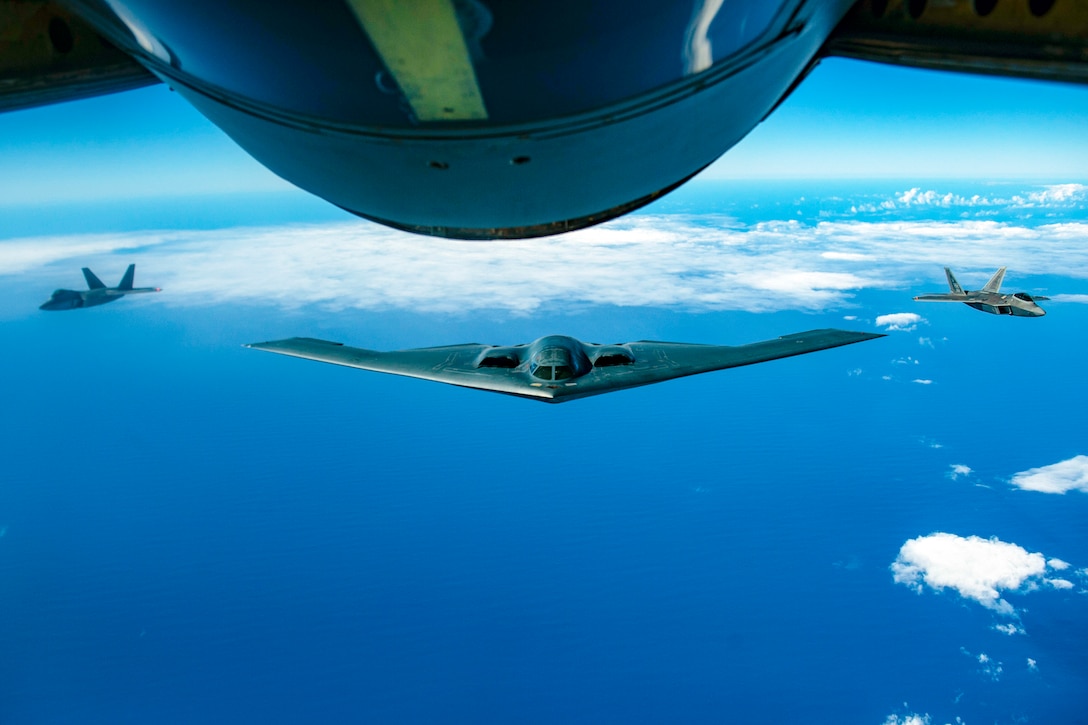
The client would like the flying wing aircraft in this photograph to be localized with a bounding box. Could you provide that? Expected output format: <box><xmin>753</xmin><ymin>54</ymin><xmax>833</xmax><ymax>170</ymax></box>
<box><xmin>246</xmin><ymin>329</ymin><xmax>883</xmax><ymax>404</ymax></box>
<box><xmin>913</xmin><ymin>267</ymin><xmax>1048</xmax><ymax>317</ymax></box>
<box><xmin>3</xmin><ymin>1</ymin><xmax>1085</xmax><ymax>239</ymax></box>
<box><xmin>39</xmin><ymin>263</ymin><xmax>161</xmax><ymax>310</ymax></box>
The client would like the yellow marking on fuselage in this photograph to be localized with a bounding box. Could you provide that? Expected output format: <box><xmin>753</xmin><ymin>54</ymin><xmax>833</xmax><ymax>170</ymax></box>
<box><xmin>347</xmin><ymin>0</ymin><xmax>488</xmax><ymax>122</ymax></box>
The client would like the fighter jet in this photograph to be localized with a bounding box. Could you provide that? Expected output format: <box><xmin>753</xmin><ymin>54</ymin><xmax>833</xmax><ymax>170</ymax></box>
<box><xmin>913</xmin><ymin>267</ymin><xmax>1048</xmax><ymax>317</ymax></box>
<box><xmin>3</xmin><ymin>2</ymin><xmax>1086</xmax><ymax>239</ymax></box>
<box><xmin>39</xmin><ymin>264</ymin><xmax>161</xmax><ymax>311</ymax></box>
<box><xmin>246</xmin><ymin>329</ymin><xmax>882</xmax><ymax>404</ymax></box>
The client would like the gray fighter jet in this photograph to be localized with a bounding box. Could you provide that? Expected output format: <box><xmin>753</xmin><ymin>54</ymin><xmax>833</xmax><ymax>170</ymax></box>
<box><xmin>247</xmin><ymin>329</ymin><xmax>882</xmax><ymax>404</ymax></box>
<box><xmin>913</xmin><ymin>267</ymin><xmax>1048</xmax><ymax>317</ymax></box>
<box><xmin>39</xmin><ymin>265</ymin><xmax>161</xmax><ymax>311</ymax></box>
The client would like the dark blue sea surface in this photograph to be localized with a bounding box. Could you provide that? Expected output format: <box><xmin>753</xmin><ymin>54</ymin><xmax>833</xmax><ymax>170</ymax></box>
<box><xmin>2</xmin><ymin>181</ymin><xmax>1087</xmax><ymax>723</ymax></box>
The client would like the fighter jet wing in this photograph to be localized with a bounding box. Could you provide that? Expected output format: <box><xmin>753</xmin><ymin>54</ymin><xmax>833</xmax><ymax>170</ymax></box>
<box><xmin>248</xmin><ymin>329</ymin><xmax>882</xmax><ymax>404</ymax></box>
<box><xmin>245</xmin><ymin>337</ymin><xmax>543</xmax><ymax>399</ymax></box>
<box><xmin>913</xmin><ymin>294</ymin><xmax>968</xmax><ymax>302</ymax></box>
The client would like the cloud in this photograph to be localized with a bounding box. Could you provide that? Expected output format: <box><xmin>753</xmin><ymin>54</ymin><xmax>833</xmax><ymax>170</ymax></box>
<box><xmin>891</xmin><ymin>533</ymin><xmax>1072</xmax><ymax>616</ymax></box>
<box><xmin>976</xmin><ymin>652</ymin><xmax>1004</xmax><ymax>681</ymax></box>
<box><xmin>993</xmin><ymin>623</ymin><xmax>1024</xmax><ymax>636</ymax></box>
<box><xmin>1009</xmin><ymin>455</ymin><xmax>1088</xmax><ymax>494</ymax></box>
<box><xmin>0</xmin><ymin>232</ymin><xmax>175</xmax><ymax>276</ymax></box>
<box><xmin>1019</xmin><ymin>183</ymin><xmax>1088</xmax><ymax>205</ymax></box>
<box><xmin>1027</xmin><ymin>658</ymin><xmax>1038</xmax><ymax>672</ymax></box>
<box><xmin>882</xmin><ymin>713</ymin><xmax>930</xmax><ymax>725</ymax></box>
<box><xmin>5</xmin><ymin>210</ymin><xmax>1088</xmax><ymax>314</ymax></box>
<box><xmin>1050</xmin><ymin>294</ymin><xmax>1088</xmax><ymax>304</ymax></box>
<box><xmin>876</xmin><ymin>313</ymin><xmax>926</xmax><ymax>332</ymax></box>
<box><xmin>859</xmin><ymin>183</ymin><xmax>1088</xmax><ymax>212</ymax></box>
<box><xmin>821</xmin><ymin>251</ymin><xmax>871</xmax><ymax>261</ymax></box>
<box><xmin>911</xmin><ymin>379</ymin><xmax>933</xmax><ymax>385</ymax></box>
<box><xmin>948</xmin><ymin>464</ymin><xmax>972</xmax><ymax>480</ymax></box>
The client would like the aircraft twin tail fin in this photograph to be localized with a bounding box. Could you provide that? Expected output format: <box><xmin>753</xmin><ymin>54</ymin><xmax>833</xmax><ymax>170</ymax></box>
<box><xmin>82</xmin><ymin>267</ymin><xmax>106</xmax><ymax>290</ymax></box>
<box><xmin>982</xmin><ymin>266</ymin><xmax>1006</xmax><ymax>293</ymax></box>
<box><xmin>944</xmin><ymin>267</ymin><xmax>964</xmax><ymax>295</ymax></box>
<box><xmin>118</xmin><ymin>264</ymin><xmax>136</xmax><ymax>291</ymax></box>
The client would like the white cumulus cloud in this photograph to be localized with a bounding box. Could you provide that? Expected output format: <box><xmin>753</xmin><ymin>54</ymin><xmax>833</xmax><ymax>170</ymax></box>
<box><xmin>869</xmin><ymin>183</ymin><xmax>1087</xmax><ymax>212</ymax></box>
<box><xmin>1010</xmin><ymin>455</ymin><xmax>1088</xmax><ymax>494</ymax></box>
<box><xmin>891</xmin><ymin>533</ymin><xmax>1072</xmax><ymax>616</ymax></box>
<box><xmin>948</xmin><ymin>464</ymin><xmax>972</xmax><ymax>480</ymax></box>
<box><xmin>882</xmin><ymin>713</ymin><xmax>930</xmax><ymax>725</ymax></box>
<box><xmin>912</xmin><ymin>379</ymin><xmax>933</xmax><ymax>385</ymax></box>
<box><xmin>876</xmin><ymin>313</ymin><xmax>926</xmax><ymax>332</ymax></box>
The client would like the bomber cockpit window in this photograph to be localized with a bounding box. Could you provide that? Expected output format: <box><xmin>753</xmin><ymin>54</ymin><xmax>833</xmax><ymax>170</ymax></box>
<box><xmin>553</xmin><ymin>366</ymin><xmax>573</xmax><ymax>380</ymax></box>
<box><xmin>532</xmin><ymin>365</ymin><xmax>553</xmax><ymax>381</ymax></box>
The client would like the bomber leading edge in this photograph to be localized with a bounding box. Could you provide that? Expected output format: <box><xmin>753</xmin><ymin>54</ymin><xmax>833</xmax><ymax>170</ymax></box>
<box><xmin>246</xmin><ymin>329</ymin><xmax>883</xmax><ymax>404</ymax></box>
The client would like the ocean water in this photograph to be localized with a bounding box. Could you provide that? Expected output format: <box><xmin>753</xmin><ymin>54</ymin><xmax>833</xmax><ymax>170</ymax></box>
<box><xmin>2</xmin><ymin>180</ymin><xmax>1087</xmax><ymax>723</ymax></box>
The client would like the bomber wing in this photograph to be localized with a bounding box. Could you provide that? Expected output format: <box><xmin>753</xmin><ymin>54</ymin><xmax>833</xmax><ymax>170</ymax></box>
<box><xmin>247</xmin><ymin>330</ymin><xmax>882</xmax><ymax>404</ymax></box>
<box><xmin>564</xmin><ymin>329</ymin><xmax>883</xmax><ymax>401</ymax></box>
<box><xmin>245</xmin><ymin>337</ymin><xmax>545</xmax><ymax>400</ymax></box>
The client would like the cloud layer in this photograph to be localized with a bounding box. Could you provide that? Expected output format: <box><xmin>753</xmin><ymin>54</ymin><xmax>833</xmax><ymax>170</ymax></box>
<box><xmin>1010</xmin><ymin>455</ymin><xmax>1088</xmax><ymax>494</ymax></box>
<box><xmin>3</xmin><ymin>187</ymin><xmax>1086</xmax><ymax>314</ymax></box>
<box><xmin>891</xmin><ymin>533</ymin><xmax>1072</xmax><ymax>616</ymax></box>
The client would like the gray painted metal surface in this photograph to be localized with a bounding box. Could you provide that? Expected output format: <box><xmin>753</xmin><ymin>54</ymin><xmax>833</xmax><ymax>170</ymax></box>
<box><xmin>247</xmin><ymin>329</ymin><xmax>883</xmax><ymax>404</ymax></box>
<box><xmin>39</xmin><ymin>264</ymin><xmax>160</xmax><ymax>310</ymax></box>
<box><xmin>914</xmin><ymin>267</ymin><xmax>1048</xmax><ymax>317</ymax></box>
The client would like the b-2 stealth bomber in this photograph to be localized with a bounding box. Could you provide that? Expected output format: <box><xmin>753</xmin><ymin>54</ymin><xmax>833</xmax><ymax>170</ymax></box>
<box><xmin>247</xmin><ymin>329</ymin><xmax>882</xmax><ymax>404</ymax></box>
<box><xmin>40</xmin><ymin>265</ymin><xmax>161</xmax><ymax>311</ymax></box>
<box><xmin>914</xmin><ymin>267</ymin><xmax>1048</xmax><ymax>317</ymax></box>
